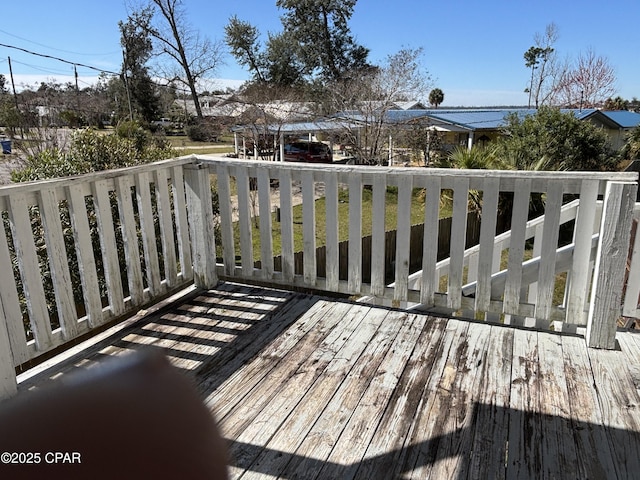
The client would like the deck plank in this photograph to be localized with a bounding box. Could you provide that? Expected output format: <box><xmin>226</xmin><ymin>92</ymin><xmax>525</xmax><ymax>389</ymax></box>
<box><xmin>506</xmin><ymin>328</ymin><xmax>542</xmax><ymax>479</ymax></box>
<box><xmin>561</xmin><ymin>333</ymin><xmax>619</xmax><ymax>479</ymax></box>
<box><xmin>314</xmin><ymin>312</ymin><xmax>428</xmax><ymax>479</ymax></box>
<box><xmin>206</xmin><ymin>297</ymin><xmax>341</xmax><ymax>421</ymax></box>
<box><xmin>220</xmin><ymin>300</ymin><xmax>363</xmax><ymax>452</ymax></box>
<box><xmin>113</xmin><ymin>284</ymin><xmax>289</xmax><ymax>371</ymax></box>
<box><xmin>237</xmin><ymin>306</ymin><xmax>402</xmax><ymax>479</ymax></box>
<box><xmin>426</xmin><ymin>320</ymin><xmax>493</xmax><ymax>480</ymax></box>
<box><xmin>617</xmin><ymin>331</ymin><xmax>640</xmax><ymax>397</ymax></box>
<box><xmin>588</xmin><ymin>344</ymin><xmax>640</xmax><ymax>477</ymax></box>
<box><xmin>353</xmin><ymin>316</ymin><xmax>449</xmax><ymax>479</ymax></box>
<box><xmin>536</xmin><ymin>332</ymin><xmax>579</xmax><ymax>479</ymax></box>
<box><xmin>195</xmin><ymin>290</ymin><xmax>316</xmax><ymax>400</ymax></box>
<box><xmin>465</xmin><ymin>325</ymin><xmax>513</xmax><ymax>480</ymax></box>
<box><xmin>393</xmin><ymin>319</ymin><xmax>469</xmax><ymax>478</ymax></box>
<box><xmin>13</xmin><ymin>282</ymin><xmax>640</xmax><ymax>480</ymax></box>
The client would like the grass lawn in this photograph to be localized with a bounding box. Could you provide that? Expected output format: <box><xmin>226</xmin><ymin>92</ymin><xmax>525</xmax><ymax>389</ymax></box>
<box><xmin>223</xmin><ymin>185</ymin><xmax>452</xmax><ymax>260</ymax></box>
<box><xmin>165</xmin><ymin>136</ymin><xmax>236</xmax><ymax>155</ymax></box>
<box><xmin>178</xmin><ymin>146</ymin><xmax>235</xmax><ymax>155</ymax></box>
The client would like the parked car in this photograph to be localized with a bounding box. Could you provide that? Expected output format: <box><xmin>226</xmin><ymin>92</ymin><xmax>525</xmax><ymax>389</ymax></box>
<box><xmin>151</xmin><ymin>118</ymin><xmax>174</xmax><ymax>128</ymax></box>
<box><xmin>281</xmin><ymin>141</ymin><xmax>333</xmax><ymax>163</ymax></box>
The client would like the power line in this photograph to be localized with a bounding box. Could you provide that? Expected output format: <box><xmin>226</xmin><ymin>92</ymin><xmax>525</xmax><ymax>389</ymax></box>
<box><xmin>10</xmin><ymin>58</ymin><xmax>77</xmax><ymax>76</ymax></box>
<box><xmin>0</xmin><ymin>42</ymin><xmax>119</xmax><ymax>75</ymax></box>
<box><xmin>2</xmin><ymin>41</ymin><xmax>200</xmax><ymax>101</ymax></box>
<box><xmin>0</xmin><ymin>28</ymin><xmax>119</xmax><ymax>57</ymax></box>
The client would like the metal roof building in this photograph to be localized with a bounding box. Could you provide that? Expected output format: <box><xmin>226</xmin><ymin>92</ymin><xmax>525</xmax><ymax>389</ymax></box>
<box><xmin>598</xmin><ymin>110</ymin><xmax>640</xmax><ymax>128</ymax></box>
<box><xmin>231</xmin><ymin>108</ymin><xmax>640</xmax><ymax>158</ymax></box>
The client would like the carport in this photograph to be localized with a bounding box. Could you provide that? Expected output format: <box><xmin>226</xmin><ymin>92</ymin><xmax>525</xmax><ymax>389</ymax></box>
<box><xmin>231</xmin><ymin>119</ymin><xmax>355</xmax><ymax>161</ymax></box>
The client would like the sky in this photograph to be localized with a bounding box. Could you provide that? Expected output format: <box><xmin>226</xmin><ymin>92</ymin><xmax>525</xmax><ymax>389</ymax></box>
<box><xmin>1</xmin><ymin>0</ymin><xmax>639</xmax><ymax>107</ymax></box>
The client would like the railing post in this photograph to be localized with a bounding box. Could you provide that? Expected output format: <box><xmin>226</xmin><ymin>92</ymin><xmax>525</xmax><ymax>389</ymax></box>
<box><xmin>586</xmin><ymin>181</ymin><xmax>638</xmax><ymax>349</ymax></box>
<box><xmin>0</xmin><ymin>304</ymin><xmax>17</xmax><ymax>399</ymax></box>
<box><xmin>184</xmin><ymin>162</ymin><xmax>218</xmax><ymax>289</ymax></box>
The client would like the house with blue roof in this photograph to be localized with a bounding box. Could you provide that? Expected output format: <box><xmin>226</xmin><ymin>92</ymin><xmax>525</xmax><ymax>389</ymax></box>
<box><xmin>383</xmin><ymin>108</ymin><xmax>640</xmax><ymax>152</ymax></box>
<box><xmin>581</xmin><ymin>110</ymin><xmax>640</xmax><ymax>150</ymax></box>
<box><xmin>230</xmin><ymin>107</ymin><xmax>640</xmax><ymax>163</ymax></box>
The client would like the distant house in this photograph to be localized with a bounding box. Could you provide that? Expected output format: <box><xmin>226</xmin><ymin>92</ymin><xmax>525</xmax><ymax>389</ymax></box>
<box><xmin>583</xmin><ymin>110</ymin><xmax>640</xmax><ymax>150</ymax></box>
<box><xmin>385</xmin><ymin>108</ymin><xmax>640</xmax><ymax>152</ymax></box>
<box><xmin>394</xmin><ymin>101</ymin><xmax>428</xmax><ymax>110</ymax></box>
<box><xmin>221</xmin><ymin>105</ymin><xmax>640</xmax><ymax>162</ymax></box>
<box><xmin>177</xmin><ymin>95</ymin><xmax>315</xmax><ymax>124</ymax></box>
<box><xmin>384</xmin><ymin>109</ymin><xmax>520</xmax><ymax>151</ymax></box>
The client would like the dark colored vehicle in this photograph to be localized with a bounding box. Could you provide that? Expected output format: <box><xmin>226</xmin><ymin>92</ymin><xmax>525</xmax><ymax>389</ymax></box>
<box><xmin>282</xmin><ymin>141</ymin><xmax>333</xmax><ymax>163</ymax></box>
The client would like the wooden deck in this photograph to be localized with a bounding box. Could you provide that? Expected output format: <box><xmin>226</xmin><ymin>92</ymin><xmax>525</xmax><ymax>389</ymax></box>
<box><xmin>18</xmin><ymin>282</ymin><xmax>640</xmax><ymax>479</ymax></box>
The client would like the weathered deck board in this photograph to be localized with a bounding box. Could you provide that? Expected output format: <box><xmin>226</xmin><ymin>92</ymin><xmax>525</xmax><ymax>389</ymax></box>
<box><xmin>15</xmin><ymin>282</ymin><xmax>640</xmax><ymax>480</ymax></box>
<box><xmin>354</xmin><ymin>316</ymin><xmax>449</xmax><ymax>479</ymax></box>
<box><xmin>224</xmin><ymin>301</ymin><xmax>375</xmax><ymax>474</ymax></box>
<box><xmin>208</xmin><ymin>298</ymin><xmax>344</xmax><ymax>424</ymax></box>
<box><xmin>507</xmin><ymin>328</ymin><xmax>543</xmax><ymax>478</ymax></box>
<box><xmin>391</xmin><ymin>317</ymin><xmax>464</xmax><ymax>477</ymax></box>
<box><xmin>588</xmin><ymin>346</ymin><xmax>640</xmax><ymax>477</ymax></box>
<box><xmin>304</xmin><ymin>312</ymin><xmax>423</xmax><ymax>479</ymax></box>
<box><xmin>561</xmin><ymin>334</ymin><xmax>619</xmax><ymax>478</ymax></box>
<box><xmin>427</xmin><ymin>321</ymin><xmax>492</xmax><ymax>480</ymax></box>
<box><xmin>237</xmin><ymin>306</ymin><xmax>396</xmax><ymax>479</ymax></box>
<box><xmin>466</xmin><ymin>325</ymin><xmax>513</xmax><ymax>480</ymax></box>
<box><xmin>537</xmin><ymin>332</ymin><xmax>579</xmax><ymax>479</ymax></box>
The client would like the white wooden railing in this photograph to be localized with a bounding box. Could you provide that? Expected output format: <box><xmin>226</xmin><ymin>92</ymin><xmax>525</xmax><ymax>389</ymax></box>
<box><xmin>192</xmin><ymin>156</ymin><xmax>637</xmax><ymax>348</ymax></box>
<box><xmin>0</xmin><ymin>158</ymin><xmax>194</xmax><ymax>398</ymax></box>
<box><xmin>384</xmin><ymin>199</ymin><xmax>587</xmax><ymax>320</ymax></box>
<box><xmin>0</xmin><ymin>155</ymin><xmax>637</xmax><ymax>399</ymax></box>
<box><xmin>625</xmin><ymin>204</ymin><xmax>640</xmax><ymax>320</ymax></box>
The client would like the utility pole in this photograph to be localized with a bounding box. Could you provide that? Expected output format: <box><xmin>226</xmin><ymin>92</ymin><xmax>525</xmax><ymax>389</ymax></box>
<box><xmin>74</xmin><ymin>64</ymin><xmax>80</xmax><ymax>126</ymax></box>
<box><xmin>7</xmin><ymin>56</ymin><xmax>23</xmax><ymax>138</ymax></box>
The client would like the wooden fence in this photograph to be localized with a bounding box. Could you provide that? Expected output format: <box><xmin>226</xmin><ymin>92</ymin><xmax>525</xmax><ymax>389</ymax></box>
<box><xmin>266</xmin><ymin>213</ymin><xmax>483</xmax><ymax>285</ymax></box>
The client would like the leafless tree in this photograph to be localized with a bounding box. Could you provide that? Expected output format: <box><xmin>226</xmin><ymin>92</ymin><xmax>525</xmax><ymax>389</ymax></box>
<box><xmin>524</xmin><ymin>24</ymin><xmax>617</xmax><ymax>109</ymax></box>
<box><xmin>329</xmin><ymin>48</ymin><xmax>433</xmax><ymax>165</ymax></box>
<box><xmin>219</xmin><ymin>81</ymin><xmax>311</xmax><ymax>163</ymax></box>
<box><xmin>554</xmin><ymin>48</ymin><xmax>617</xmax><ymax>108</ymax></box>
<box><xmin>136</xmin><ymin>0</ymin><xmax>224</xmax><ymax>119</ymax></box>
<box><xmin>525</xmin><ymin>23</ymin><xmax>567</xmax><ymax>108</ymax></box>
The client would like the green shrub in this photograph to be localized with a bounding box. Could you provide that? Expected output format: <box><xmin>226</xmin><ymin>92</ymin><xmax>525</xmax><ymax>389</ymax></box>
<box><xmin>11</xmin><ymin>148</ymin><xmax>89</xmax><ymax>182</ymax></box>
<box><xmin>496</xmin><ymin>107</ymin><xmax>617</xmax><ymax>171</ymax></box>
<box><xmin>11</xmin><ymin>128</ymin><xmax>177</xmax><ymax>182</ymax></box>
<box><xmin>187</xmin><ymin>120</ymin><xmax>221</xmax><ymax>142</ymax></box>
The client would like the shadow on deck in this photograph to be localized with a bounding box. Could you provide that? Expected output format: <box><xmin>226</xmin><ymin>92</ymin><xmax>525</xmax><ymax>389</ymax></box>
<box><xmin>16</xmin><ymin>282</ymin><xmax>640</xmax><ymax>479</ymax></box>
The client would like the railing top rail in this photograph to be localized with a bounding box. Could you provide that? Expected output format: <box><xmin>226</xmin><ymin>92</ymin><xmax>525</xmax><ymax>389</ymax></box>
<box><xmin>0</xmin><ymin>156</ymin><xmax>194</xmax><ymax>196</ymax></box>
<box><xmin>195</xmin><ymin>154</ymin><xmax>639</xmax><ymax>183</ymax></box>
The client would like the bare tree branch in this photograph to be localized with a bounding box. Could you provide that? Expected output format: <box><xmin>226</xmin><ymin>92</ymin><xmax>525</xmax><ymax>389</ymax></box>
<box><xmin>554</xmin><ymin>48</ymin><xmax>617</xmax><ymax>108</ymax></box>
<box><xmin>141</xmin><ymin>0</ymin><xmax>224</xmax><ymax>119</ymax></box>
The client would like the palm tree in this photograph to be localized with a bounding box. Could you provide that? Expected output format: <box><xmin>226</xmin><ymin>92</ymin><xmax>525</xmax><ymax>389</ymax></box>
<box><xmin>428</xmin><ymin>88</ymin><xmax>444</xmax><ymax>108</ymax></box>
<box><xmin>444</xmin><ymin>145</ymin><xmax>551</xmax><ymax>227</ymax></box>
<box><xmin>441</xmin><ymin>145</ymin><xmax>498</xmax><ymax>215</ymax></box>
